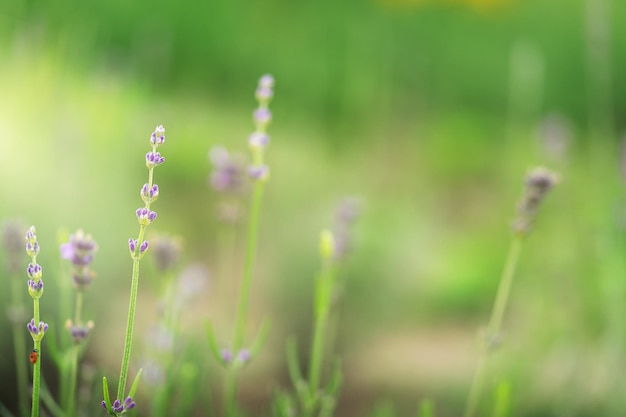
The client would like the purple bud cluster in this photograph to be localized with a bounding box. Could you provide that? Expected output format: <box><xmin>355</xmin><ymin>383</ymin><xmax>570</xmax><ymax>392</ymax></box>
<box><xmin>150</xmin><ymin>234</ymin><xmax>182</xmax><ymax>272</ymax></box>
<box><xmin>60</xmin><ymin>230</ymin><xmax>98</xmax><ymax>291</ymax></box>
<box><xmin>512</xmin><ymin>167</ymin><xmax>558</xmax><ymax>236</ymax></box>
<box><xmin>27</xmin><ymin>318</ymin><xmax>48</xmax><ymax>341</ymax></box>
<box><xmin>128</xmin><ymin>238</ymin><xmax>149</xmax><ymax>255</ymax></box>
<box><xmin>220</xmin><ymin>348</ymin><xmax>251</xmax><ymax>367</ymax></box>
<box><xmin>208</xmin><ymin>147</ymin><xmax>245</xmax><ymax>193</ymax></box>
<box><xmin>136</xmin><ymin>207</ymin><xmax>158</xmax><ymax>226</ymax></box>
<box><xmin>66</xmin><ymin>320</ymin><xmax>94</xmax><ymax>344</ymax></box>
<box><xmin>248</xmin><ymin>74</ymin><xmax>275</xmax><ymax>182</ymax></box>
<box><xmin>102</xmin><ymin>396</ymin><xmax>136</xmax><ymax>414</ymax></box>
<box><xmin>27</xmin><ymin>279</ymin><xmax>44</xmax><ymax>299</ymax></box>
<box><xmin>140</xmin><ymin>184</ymin><xmax>159</xmax><ymax>204</ymax></box>
<box><xmin>331</xmin><ymin>197</ymin><xmax>361</xmax><ymax>261</ymax></box>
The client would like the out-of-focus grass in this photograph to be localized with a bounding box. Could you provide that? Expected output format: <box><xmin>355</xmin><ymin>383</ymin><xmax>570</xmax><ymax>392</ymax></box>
<box><xmin>0</xmin><ymin>36</ymin><xmax>625</xmax><ymax>416</ymax></box>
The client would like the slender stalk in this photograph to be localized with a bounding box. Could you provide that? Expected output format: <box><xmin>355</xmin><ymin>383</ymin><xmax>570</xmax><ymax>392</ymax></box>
<box><xmin>307</xmin><ymin>262</ymin><xmax>334</xmax><ymax>405</ymax></box>
<box><xmin>117</xmin><ymin>225</ymin><xmax>146</xmax><ymax>401</ymax></box>
<box><xmin>225</xmin><ymin>181</ymin><xmax>265</xmax><ymax>417</ymax></box>
<box><xmin>463</xmin><ymin>236</ymin><xmax>523</xmax><ymax>417</ymax></box>
<box><xmin>66</xmin><ymin>291</ymin><xmax>83</xmax><ymax>417</ymax></box>
<box><xmin>31</xmin><ymin>298</ymin><xmax>41</xmax><ymax>417</ymax></box>
<box><xmin>232</xmin><ymin>182</ymin><xmax>265</xmax><ymax>350</ymax></box>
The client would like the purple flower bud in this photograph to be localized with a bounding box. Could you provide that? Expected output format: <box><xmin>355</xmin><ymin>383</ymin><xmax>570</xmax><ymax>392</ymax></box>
<box><xmin>248</xmin><ymin>132</ymin><xmax>270</xmax><ymax>149</ymax></box>
<box><xmin>259</xmin><ymin>74</ymin><xmax>275</xmax><ymax>89</ymax></box>
<box><xmin>129</xmin><ymin>238</ymin><xmax>137</xmax><ymax>252</ymax></box>
<box><xmin>27</xmin><ymin>263</ymin><xmax>42</xmax><ymax>280</ymax></box>
<box><xmin>221</xmin><ymin>348</ymin><xmax>233</xmax><ymax>364</ymax></box>
<box><xmin>27</xmin><ymin>318</ymin><xmax>49</xmax><ymax>340</ymax></box>
<box><xmin>25</xmin><ymin>241</ymin><xmax>40</xmax><ymax>258</ymax></box>
<box><xmin>112</xmin><ymin>399</ymin><xmax>123</xmax><ymax>413</ymax></box>
<box><xmin>150</xmin><ymin>125</ymin><xmax>165</xmax><ymax>146</ymax></box>
<box><xmin>25</xmin><ymin>226</ymin><xmax>37</xmax><ymax>243</ymax></box>
<box><xmin>236</xmin><ymin>348</ymin><xmax>250</xmax><ymax>364</ymax></box>
<box><xmin>146</xmin><ymin>151</ymin><xmax>165</xmax><ymax>169</ymax></box>
<box><xmin>66</xmin><ymin>320</ymin><xmax>94</xmax><ymax>344</ymax></box>
<box><xmin>136</xmin><ymin>207</ymin><xmax>157</xmax><ymax>226</ymax></box>
<box><xmin>139</xmin><ymin>240</ymin><xmax>149</xmax><ymax>254</ymax></box>
<box><xmin>248</xmin><ymin>164</ymin><xmax>270</xmax><ymax>182</ymax></box>
<box><xmin>60</xmin><ymin>230</ymin><xmax>98</xmax><ymax>266</ymax></box>
<box><xmin>253</xmin><ymin>108</ymin><xmax>272</xmax><ymax>126</ymax></box>
<box><xmin>140</xmin><ymin>183</ymin><xmax>160</xmax><ymax>204</ymax></box>
<box><xmin>124</xmin><ymin>397</ymin><xmax>136</xmax><ymax>410</ymax></box>
<box><xmin>101</xmin><ymin>401</ymin><xmax>107</xmax><ymax>411</ymax></box>
<box><xmin>28</xmin><ymin>279</ymin><xmax>44</xmax><ymax>292</ymax></box>
<box><xmin>256</xmin><ymin>86</ymin><xmax>273</xmax><ymax>102</ymax></box>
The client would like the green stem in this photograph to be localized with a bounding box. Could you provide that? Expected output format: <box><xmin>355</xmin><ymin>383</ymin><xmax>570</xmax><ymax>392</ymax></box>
<box><xmin>117</xmin><ymin>225</ymin><xmax>147</xmax><ymax>401</ymax></box>
<box><xmin>31</xmin><ymin>298</ymin><xmax>41</xmax><ymax>417</ymax></box>
<box><xmin>306</xmin><ymin>262</ymin><xmax>334</xmax><ymax>416</ymax></box>
<box><xmin>463</xmin><ymin>237</ymin><xmax>523</xmax><ymax>417</ymax></box>
<box><xmin>66</xmin><ymin>291</ymin><xmax>83</xmax><ymax>417</ymax></box>
<box><xmin>11</xmin><ymin>274</ymin><xmax>28</xmax><ymax>416</ymax></box>
<box><xmin>232</xmin><ymin>182</ymin><xmax>265</xmax><ymax>350</ymax></box>
<box><xmin>225</xmin><ymin>181</ymin><xmax>265</xmax><ymax>417</ymax></box>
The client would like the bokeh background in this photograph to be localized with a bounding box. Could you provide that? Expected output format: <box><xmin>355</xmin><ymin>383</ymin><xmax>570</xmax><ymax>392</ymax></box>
<box><xmin>1</xmin><ymin>0</ymin><xmax>626</xmax><ymax>415</ymax></box>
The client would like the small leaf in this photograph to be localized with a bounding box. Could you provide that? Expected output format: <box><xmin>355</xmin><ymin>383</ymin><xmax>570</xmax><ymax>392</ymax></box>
<box><xmin>249</xmin><ymin>318</ymin><xmax>272</xmax><ymax>358</ymax></box>
<box><xmin>205</xmin><ymin>320</ymin><xmax>226</xmax><ymax>366</ymax></box>
<box><xmin>102</xmin><ymin>377</ymin><xmax>114</xmax><ymax>415</ymax></box>
<box><xmin>418</xmin><ymin>399</ymin><xmax>434</xmax><ymax>417</ymax></box>
<box><xmin>128</xmin><ymin>368</ymin><xmax>143</xmax><ymax>399</ymax></box>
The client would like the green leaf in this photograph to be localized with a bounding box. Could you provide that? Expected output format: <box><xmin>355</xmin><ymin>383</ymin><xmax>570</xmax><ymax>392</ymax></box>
<box><xmin>128</xmin><ymin>368</ymin><xmax>144</xmax><ymax>399</ymax></box>
<box><xmin>249</xmin><ymin>318</ymin><xmax>272</xmax><ymax>358</ymax></box>
<box><xmin>102</xmin><ymin>377</ymin><xmax>114</xmax><ymax>415</ymax></box>
<box><xmin>205</xmin><ymin>320</ymin><xmax>226</xmax><ymax>366</ymax></box>
<box><xmin>417</xmin><ymin>399</ymin><xmax>434</xmax><ymax>417</ymax></box>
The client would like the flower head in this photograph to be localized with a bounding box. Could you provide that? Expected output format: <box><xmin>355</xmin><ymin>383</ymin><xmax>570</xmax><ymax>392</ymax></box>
<box><xmin>150</xmin><ymin>125</ymin><xmax>165</xmax><ymax>146</ymax></box>
<box><xmin>27</xmin><ymin>318</ymin><xmax>49</xmax><ymax>342</ymax></box>
<box><xmin>513</xmin><ymin>167</ymin><xmax>559</xmax><ymax>236</ymax></box>
<box><xmin>60</xmin><ymin>230</ymin><xmax>98</xmax><ymax>266</ymax></box>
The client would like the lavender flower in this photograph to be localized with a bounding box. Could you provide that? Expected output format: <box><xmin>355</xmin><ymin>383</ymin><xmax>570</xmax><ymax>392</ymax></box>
<box><xmin>140</xmin><ymin>184</ymin><xmax>160</xmax><ymax>204</ymax></box>
<box><xmin>512</xmin><ymin>167</ymin><xmax>559</xmax><ymax>236</ymax></box>
<box><xmin>150</xmin><ymin>125</ymin><xmax>165</xmax><ymax>146</ymax></box>
<box><xmin>332</xmin><ymin>197</ymin><xmax>361</xmax><ymax>261</ymax></box>
<box><xmin>208</xmin><ymin>146</ymin><xmax>245</xmax><ymax>193</ymax></box>
<box><xmin>102</xmin><ymin>396</ymin><xmax>136</xmax><ymax>414</ymax></box>
<box><xmin>248</xmin><ymin>74</ymin><xmax>275</xmax><ymax>182</ymax></box>
<box><xmin>248</xmin><ymin>164</ymin><xmax>270</xmax><ymax>182</ymax></box>
<box><xmin>65</xmin><ymin>319</ymin><xmax>94</xmax><ymax>344</ymax></box>
<box><xmin>27</xmin><ymin>318</ymin><xmax>49</xmax><ymax>341</ymax></box>
<box><xmin>61</xmin><ymin>230</ymin><xmax>98</xmax><ymax>291</ymax></box>
<box><xmin>150</xmin><ymin>234</ymin><xmax>183</xmax><ymax>273</ymax></box>
<box><xmin>27</xmin><ymin>279</ymin><xmax>44</xmax><ymax>298</ymax></box>
<box><xmin>146</xmin><ymin>151</ymin><xmax>165</xmax><ymax>169</ymax></box>
<box><xmin>136</xmin><ymin>207</ymin><xmax>158</xmax><ymax>226</ymax></box>
<box><xmin>61</xmin><ymin>229</ymin><xmax>98</xmax><ymax>266</ymax></box>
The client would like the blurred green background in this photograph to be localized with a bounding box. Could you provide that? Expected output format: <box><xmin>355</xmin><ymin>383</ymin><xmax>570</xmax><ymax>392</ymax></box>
<box><xmin>1</xmin><ymin>0</ymin><xmax>625</xmax><ymax>415</ymax></box>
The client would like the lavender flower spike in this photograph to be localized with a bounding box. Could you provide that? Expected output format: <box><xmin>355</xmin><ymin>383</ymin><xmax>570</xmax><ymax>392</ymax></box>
<box><xmin>150</xmin><ymin>125</ymin><xmax>165</xmax><ymax>146</ymax></box>
<box><xmin>27</xmin><ymin>318</ymin><xmax>49</xmax><ymax>341</ymax></box>
<box><xmin>136</xmin><ymin>207</ymin><xmax>158</xmax><ymax>226</ymax></box>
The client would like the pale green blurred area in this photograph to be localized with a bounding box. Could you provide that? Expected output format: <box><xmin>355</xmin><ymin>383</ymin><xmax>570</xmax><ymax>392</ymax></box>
<box><xmin>1</xmin><ymin>0</ymin><xmax>626</xmax><ymax>416</ymax></box>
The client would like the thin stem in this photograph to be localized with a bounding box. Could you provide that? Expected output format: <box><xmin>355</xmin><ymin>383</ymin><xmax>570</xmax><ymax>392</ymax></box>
<box><xmin>486</xmin><ymin>237</ymin><xmax>523</xmax><ymax>339</ymax></box>
<box><xmin>463</xmin><ymin>236</ymin><xmax>523</xmax><ymax>417</ymax></box>
<box><xmin>117</xmin><ymin>225</ymin><xmax>147</xmax><ymax>401</ymax></box>
<box><xmin>306</xmin><ymin>262</ymin><xmax>334</xmax><ymax>416</ymax></box>
<box><xmin>232</xmin><ymin>182</ymin><xmax>265</xmax><ymax>350</ymax></box>
<box><xmin>31</xmin><ymin>298</ymin><xmax>41</xmax><ymax>417</ymax></box>
<box><xmin>225</xmin><ymin>181</ymin><xmax>265</xmax><ymax>417</ymax></box>
<box><xmin>66</xmin><ymin>291</ymin><xmax>83</xmax><ymax>417</ymax></box>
